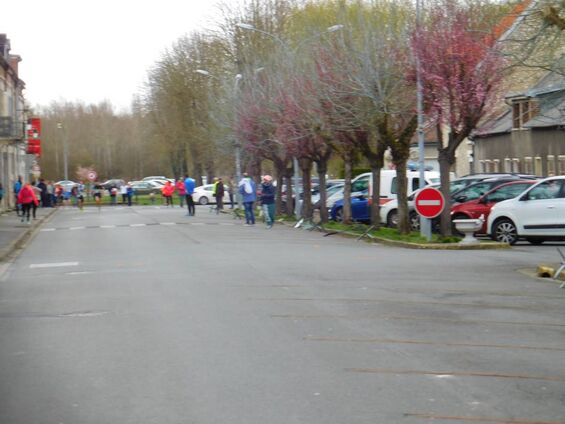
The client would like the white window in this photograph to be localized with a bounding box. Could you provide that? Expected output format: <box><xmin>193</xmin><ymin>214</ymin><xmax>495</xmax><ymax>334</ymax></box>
<box><xmin>559</xmin><ymin>156</ymin><xmax>565</xmax><ymax>176</ymax></box>
<box><xmin>534</xmin><ymin>157</ymin><xmax>542</xmax><ymax>176</ymax></box>
<box><xmin>512</xmin><ymin>158</ymin><xmax>521</xmax><ymax>173</ymax></box>
<box><xmin>504</xmin><ymin>158</ymin><xmax>512</xmax><ymax>173</ymax></box>
<box><xmin>524</xmin><ymin>157</ymin><xmax>533</xmax><ymax>174</ymax></box>
<box><xmin>547</xmin><ymin>155</ymin><xmax>555</xmax><ymax>176</ymax></box>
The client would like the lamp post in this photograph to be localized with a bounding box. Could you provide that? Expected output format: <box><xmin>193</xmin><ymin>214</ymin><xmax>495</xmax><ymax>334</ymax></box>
<box><xmin>415</xmin><ymin>0</ymin><xmax>432</xmax><ymax>241</ymax></box>
<box><xmin>195</xmin><ymin>70</ymin><xmax>244</xmax><ymax>209</ymax></box>
<box><xmin>236</xmin><ymin>23</ymin><xmax>343</xmax><ymax>220</ymax></box>
<box><xmin>57</xmin><ymin>122</ymin><xmax>68</xmax><ymax>182</ymax></box>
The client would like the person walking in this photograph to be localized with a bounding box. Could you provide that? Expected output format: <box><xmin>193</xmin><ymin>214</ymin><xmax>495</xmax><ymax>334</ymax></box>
<box><xmin>213</xmin><ymin>177</ymin><xmax>225</xmax><ymax>214</ymax></box>
<box><xmin>13</xmin><ymin>176</ymin><xmax>22</xmax><ymax>216</ymax></box>
<box><xmin>36</xmin><ymin>179</ymin><xmax>48</xmax><ymax>207</ymax></box>
<box><xmin>260</xmin><ymin>175</ymin><xmax>276</xmax><ymax>228</ymax></box>
<box><xmin>120</xmin><ymin>184</ymin><xmax>128</xmax><ymax>204</ymax></box>
<box><xmin>162</xmin><ymin>181</ymin><xmax>175</xmax><ymax>207</ymax></box>
<box><xmin>238</xmin><ymin>173</ymin><xmax>257</xmax><ymax>226</ymax></box>
<box><xmin>228</xmin><ymin>178</ymin><xmax>235</xmax><ymax>209</ymax></box>
<box><xmin>126</xmin><ymin>183</ymin><xmax>133</xmax><ymax>206</ymax></box>
<box><xmin>176</xmin><ymin>178</ymin><xmax>186</xmax><ymax>208</ymax></box>
<box><xmin>184</xmin><ymin>174</ymin><xmax>196</xmax><ymax>216</ymax></box>
<box><xmin>17</xmin><ymin>182</ymin><xmax>39</xmax><ymax>224</ymax></box>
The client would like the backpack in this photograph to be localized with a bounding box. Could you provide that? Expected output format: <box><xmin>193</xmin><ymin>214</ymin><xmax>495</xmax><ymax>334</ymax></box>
<box><xmin>244</xmin><ymin>180</ymin><xmax>253</xmax><ymax>194</ymax></box>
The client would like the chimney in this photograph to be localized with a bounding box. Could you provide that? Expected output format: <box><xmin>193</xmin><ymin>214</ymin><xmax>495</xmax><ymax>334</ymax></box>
<box><xmin>0</xmin><ymin>34</ymin><xmax>10</xmax><ymax>60</ymax></box>
<box><xmin>9</xmin><ymin>55</ymin><xmax>21</xmax><ymax>76</ymax></box>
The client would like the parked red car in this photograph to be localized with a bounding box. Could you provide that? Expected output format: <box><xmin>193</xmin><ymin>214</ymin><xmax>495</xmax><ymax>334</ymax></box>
<box><xmin>450</xmin><ymin>180</ymin><xmax>536</xmax><ymax>234</ymax></box>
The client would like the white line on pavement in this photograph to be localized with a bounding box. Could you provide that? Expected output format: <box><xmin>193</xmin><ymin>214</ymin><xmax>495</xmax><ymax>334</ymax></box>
<box><xmin>30</xmin><ymin>262</ymin><xmax>79</xmax><ymax>269</ymax></box>
<box><xmin>41</xmin><ymin>228</ymin><xmax>56</xmax><ymax>232</ymax></box>
<box><xmin>130</xmin><ymin>224</ymin><xmax>146</xmax><ymax>227</ymax></box>
<box><xmin>100</xmin><ymin>225</ymin><xmax>116</xmax><ymax>228</ymax></box>
<box><xmin>70</xmin><ymin>226</ymin><xmax>86</xmax><ymax>230</ymax></box>
<box><xmin>160</xmin><ymin>222</ymin><xmax>176</xmax><ymax>226</ymax></box>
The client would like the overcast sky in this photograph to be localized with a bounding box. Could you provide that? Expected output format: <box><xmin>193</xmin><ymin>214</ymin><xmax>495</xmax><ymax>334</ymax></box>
<box><xmin>2</xmin><ymin>0</ymin><xmax>233</xmax><ymax>112</ymax></box>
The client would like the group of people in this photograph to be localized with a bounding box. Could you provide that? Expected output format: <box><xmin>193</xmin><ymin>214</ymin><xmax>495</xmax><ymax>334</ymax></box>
<box><xmin>238</xmin><ymin>173</ymin><xmax>276</xmax><ymax>228</ymax></box>
<box><xmin>164</xmin><ymin>173</ymin><xmax>276</xmax><ymax>229</ymax></box>
<box><xmin>8</xmin><ymin>172</ymin><xmax>278</xmax><ymax>228</ymax></box>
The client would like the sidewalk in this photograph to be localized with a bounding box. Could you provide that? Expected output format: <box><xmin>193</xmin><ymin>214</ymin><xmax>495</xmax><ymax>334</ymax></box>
<box><xmin>0</xmin><ymin>207</ymin><xmax>56</xmax><ymax>262</ymax></box>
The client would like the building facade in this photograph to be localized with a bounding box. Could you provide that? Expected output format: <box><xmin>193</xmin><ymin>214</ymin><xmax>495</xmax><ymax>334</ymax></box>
<box><xmin>0</xmin><ymin>34</ymin><xmax>28</xmax><ymax>210</ymax></box>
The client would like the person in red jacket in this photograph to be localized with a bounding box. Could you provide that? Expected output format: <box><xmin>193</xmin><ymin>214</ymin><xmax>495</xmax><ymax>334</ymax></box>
<box><xmin>17</xmin><ymin>182</ymin><xmax>39</xmax><ymax>224</ymax></box>
<box><xmin>161</xmin><ymin>181</ymin><xmax>175</xmax><ymax>207</ymax></box>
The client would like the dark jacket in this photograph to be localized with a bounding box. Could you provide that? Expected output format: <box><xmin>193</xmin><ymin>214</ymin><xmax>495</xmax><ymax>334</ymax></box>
<box><xmin>215</xmin><ymin>181</ymin><xmax>225</xmax><ymax>197</ymax></box>
<box><xmin>260</xmin><ymin>183</ymin><xmax>275</xmax><ymax>205</ymax></box>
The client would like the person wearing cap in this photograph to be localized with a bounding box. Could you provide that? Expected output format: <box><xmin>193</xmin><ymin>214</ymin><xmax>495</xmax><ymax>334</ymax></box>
<box><xmin>260</xmin><ymin>175</ymin><xmax>276</xmax><ymax>228</ymax></box>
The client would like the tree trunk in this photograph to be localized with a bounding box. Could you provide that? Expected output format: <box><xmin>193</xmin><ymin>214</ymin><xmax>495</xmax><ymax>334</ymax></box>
<box><xmin>343</xmin><ymin>154</ymin><xmax>353</xmax><ymax>224</ymax></box>
<box><xmin>370</xmin><ymin>165</ymin><xmax>381</xmax><ymax>228</ymax></box>
<box><xmin>438</xmin><ymin>148</ymin><xmax>454</xmax><ymax>236</ymax></box>
<box><xmin>395</xmin><ymin>161</ymin><xmax>410</xmax><ymax>234</ymax></box>
<box><xmin>300</xmin><ymin>159</ymin><xmax>313</xmax><ymax>220</ymax></box>
<box><xmin>285</xmin><ymin>172</ymin><xmax>294</xmax><ymax>216</ymax></box>
<box><xmin>317</xmin><ymin>160</ymin><xmax>328</xmax><ymax>223</ymax></box>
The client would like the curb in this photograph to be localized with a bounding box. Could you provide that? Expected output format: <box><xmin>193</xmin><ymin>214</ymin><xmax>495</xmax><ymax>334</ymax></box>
<box><xmin>0</xmin><ymin>208</ymin><xmax>57</xmax><ymax>263</ymax></box>
<box><xmin>282</xmin><ymin>221</ymin><xmax>510</xmax><ymax>250</ymax></box>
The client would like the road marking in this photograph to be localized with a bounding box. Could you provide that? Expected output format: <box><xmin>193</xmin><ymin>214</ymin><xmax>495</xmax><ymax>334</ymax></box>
<box><xmin>160</xmin><ymin>222</ymin><xmax>176</xmax><ymax>226</ymax></box>
<box><xmin>100</xmin><ymin>225</ymin><xmax>116</xmax><ymax>229</ymax></box>
<box><xmin>191</xmin><ymin>223</ymin><xmax>205</xmax><ymax>225</ymax></box>
<box><xmin>41</xmin><ymin>228</ymin><xmax>56</xmax><ymax>232</ymax></box>
<box><xmin>417</xmin><ymin>200</ymin><xmax>441</xmax><ymax>206</ymax></box>
<box><xmin>304</xmin><ymin>336</ymin><xmax>565</xmax><ymax>352</ymax></box>
<box><xmin>404</xmin><ymin>413</ymin><xmax>565</xmax><ymax>423</ymax></box>
<box><xmin>30</xmin><ymin>262</ymin><xmax>79</xmax><ymax>269</ymax></box>
<box><xmin>70</xmin><ymin>226</ymin><xmax>86</xmax><ymax>230</ymax></box>
<box><xmin>345</xmin><ymin>368</ymin><xmax>565</xmax><ymax>382</ymax></box>
<box><xmin>130</xmin><ymin>224</ymin><xmax>146</xmax><ymax>227</ymax></box>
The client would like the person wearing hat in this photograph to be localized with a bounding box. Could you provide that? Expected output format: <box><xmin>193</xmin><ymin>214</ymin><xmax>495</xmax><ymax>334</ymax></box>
<box><xmin>260</xmin><ymin>175</ymin><xmax>276</xmax><ymax>228</ymax></box>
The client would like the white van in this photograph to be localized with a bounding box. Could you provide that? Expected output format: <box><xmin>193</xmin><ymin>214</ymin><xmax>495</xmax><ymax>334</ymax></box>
<box><xmin>326</xmin><ymin>170</ymin><xmax>441</xmax><ymax>209</ymax></box>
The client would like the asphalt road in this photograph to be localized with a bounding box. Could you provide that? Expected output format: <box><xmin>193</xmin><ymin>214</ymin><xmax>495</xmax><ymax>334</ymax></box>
<box><xmin>1</xmin><ymin>205</ymin><xmax>564</xmax><ymax>424</ymax></box>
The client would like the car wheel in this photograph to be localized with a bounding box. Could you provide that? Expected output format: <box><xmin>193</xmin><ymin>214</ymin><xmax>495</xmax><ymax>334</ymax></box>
<box><xmin>409</xmin><ymin>211</ymin><xmax>420</xmax><ymax>231</ymax></box>
<box><xmin>334</xmin><ymin>208</ymin><xmax>344</xmax><ymax>222</ymax></box>
<box><xmin>493</xmin><ymin>218</ymin><xmax>518</xmax><ymax>245</ymax></box>
<box><xmin>386</xmin><ymin>210</ymin><xmax>399</xmax><ymax>228</ymax></box>
<box><xmin>198</xmin><ymin>196</ymin><xmax>209</xmax><ymax>205</ymax></box>
<box><xmin>526</xmin><ymin>238</ymin><xmax>544</xmax><ymax>245</ymax></box>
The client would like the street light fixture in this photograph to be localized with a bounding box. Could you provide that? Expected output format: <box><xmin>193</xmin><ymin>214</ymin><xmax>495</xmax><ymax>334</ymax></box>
<box><xmin>56</xmin><ymin>122</ymin><xmax>68</xmax><ymax>182</ymax></box>
<box><xmin>195</xmin><ymin>69</ymin><xmax>244</xmax><ymax>209</ymax></box>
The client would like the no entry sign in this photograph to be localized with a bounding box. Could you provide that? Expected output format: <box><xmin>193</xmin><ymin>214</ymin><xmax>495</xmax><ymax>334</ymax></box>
<box><xmin>87</xmin><ymin>171</ymin><xmax>98</xmax><ymax>182</ymax></box>
<box><xmin>415</xmin><ymin>187</ymin><xmax>445</xmax><ymax>219</ymax></box>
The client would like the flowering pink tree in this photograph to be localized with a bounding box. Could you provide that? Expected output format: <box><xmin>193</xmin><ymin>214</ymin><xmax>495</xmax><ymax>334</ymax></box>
<box><xmin>412</xmin><ymin>0</ymin><xmax>506</xmax><ymax>235</ymax></box>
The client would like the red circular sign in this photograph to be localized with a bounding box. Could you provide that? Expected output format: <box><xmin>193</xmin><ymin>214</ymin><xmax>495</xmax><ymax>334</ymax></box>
<box><xmin>415</xmin><ymin>187</ymin><xmax>445</xmax><ymax>218</ymax></box>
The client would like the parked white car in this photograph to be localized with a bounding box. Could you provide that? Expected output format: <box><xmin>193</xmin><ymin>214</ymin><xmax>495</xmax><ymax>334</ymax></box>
<box><xmin>487</xmin><ymin>176</ymin><xmax>565</xmax><ymax>245</ymax></box>
<box><xmin>192</xmin><ymin>184</ymin><xmax>231</xmax><ymax>205</ymax></box>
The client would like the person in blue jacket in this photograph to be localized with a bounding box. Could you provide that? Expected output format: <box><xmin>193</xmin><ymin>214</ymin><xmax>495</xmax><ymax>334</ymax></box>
<box><xmin>184</xmin><ymin>174</ymin><xmax>196</xmax><ymax>216</ymax></box>
<box><xmin>238</xmin><ymin>173</ymin><xmax>257</xmax><ymax>225</ymax></box>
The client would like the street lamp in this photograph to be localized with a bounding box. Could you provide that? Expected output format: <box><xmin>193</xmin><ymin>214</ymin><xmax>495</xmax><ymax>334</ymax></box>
<box><xmin>236</xmin><ymin>23</ymin><xmax>344</xmax><ymax>219</ymax></box>
<box><xmin>56</xmin><ymin>122</ymin><xmax>68</xmax><ymax>182</ymax></box>
<box><xmin>195</xmin><ymin>69</ymin><xmax>244</xmax><ymax>209</ymax></box>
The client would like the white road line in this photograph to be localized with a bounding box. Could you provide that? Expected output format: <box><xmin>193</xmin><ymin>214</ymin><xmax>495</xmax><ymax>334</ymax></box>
<box><xmin>130</xmin><ymin>224</ymin><xmax>146</xmax><ymax>227</ymax></box>
<box><xmin>191</xmin><ymin>223</ymin><xmax>205</xmax><ymax>225</ymax></box>
<box><xmin>100</xmin><ymin>225</ymin><xmax>116</xmax><ymax>228</ymax></box>
<box><xmin>160</xmin><ymin>222</ymin><xmax>176</xmax><ymax>226</ymax></box>
<box><xmin>417</xmin><ymin>200</ymin><xmax>441</xmax><ymax>206</ymax></box>
<box><xmin>41</xmin><ymin>228</ymin><xmax>56</xmax><ymax>232</ymax></box>
<box><xmin>70</xmin><ymin>226</ymin><xmax>86</xmax><ymax>230</ymax></box>
<box><xmin>30</xmin><ymin>262</ymin><xmax>79</xmax><ymax>269</ymax></box>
